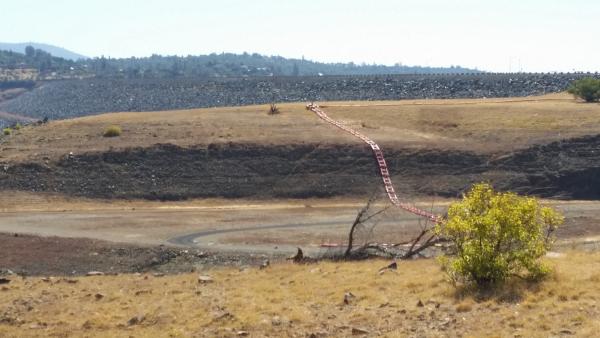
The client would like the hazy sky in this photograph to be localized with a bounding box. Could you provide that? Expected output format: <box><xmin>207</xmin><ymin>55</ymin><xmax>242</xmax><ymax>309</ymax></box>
<box><xmin>2</xmin><ymin>0</ymin><xmax>599</xmax><ymax>72</ymax></box>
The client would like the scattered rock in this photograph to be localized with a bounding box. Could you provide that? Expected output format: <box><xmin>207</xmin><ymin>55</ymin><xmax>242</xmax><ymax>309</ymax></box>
<box><xmin>344</xmin><ymin>292</ymin><xmax>356</xmax><ymax>305</ymax></box>
<box><xmin>86</xmin><ymin>271</ymin><xmax>104</xmax><ymax>276</ymax></box>
<box><xmin>352</xmin><ymin>327</ymin><xmax>370</xmax><ymax>335</ymax></box>
<box><xmin>271</xmin><ymin>316</ymin><xmax>282</xmax><ymax>326</ymax></box>
<box><xmin>198</xmin><ymin>275</ymin><xmax>214</xmax><ymax>284</ymax></box>
<box><xmin>153</xmin><ymin>272</ymin><xmax>165</xmax><ymax>277</ymax></box>
<box><xmin>427</xmin><ymin>299</ymin><xmax>441</xmax><ymax>308</ymax></box>
<box><xmin>440</xmin><ymin>317</ymin><xmax>451</xmax><ymax>327</ymax></box>
<box><xmin>417</xmin><ymin>300</ymin><xmax>424</xmax><ymax>307</ymax></box>
<box><xmin>259</xmin><ymin>259</ymin><xmax>270</xmax><ymax>269</ymax></box>
<box><xmin>213</xmin><ymin>311</ymin><xmax>233</xmax><ymax>321</ymax></box>
<box><xmin>0</xmin><ymin>278</ymin><xmax>11</xmax><ymax>285</ymax></box>
<box><xmin>29</xmin><ymin>323</ymin><xmax>46</xmax><ymax>329</ymax></box>
<box><xmin>94</xmin><ymin>293</ymin><xmax>104</xmax><ymax>300</ymax></box>
<box><xmin>127</xmin><ymin>314</ymin><xmax>145</xmax><ymax>326</ymax></box>
<box><xmin>237</xmin><ymin>331</ymin><xmax>249</xmax><ymax>336</ymax></box>
<box><xmin>546</xmin><ymin>252</ymin><xmax>564</xmax><ymax>258</ymax></box>
<box><xmin>0</xmin><ymin>269</ymin><xmax>15</xmax><ymax>276</ymax></box>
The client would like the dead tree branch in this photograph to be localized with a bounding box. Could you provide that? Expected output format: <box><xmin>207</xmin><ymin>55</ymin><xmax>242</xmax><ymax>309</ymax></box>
<box><xmin>344</xmin><ymin>194</ymin><xmax>447</xmax><ymax>260</ymax></box>
<box><xmin>344</xmin><ymin>192</ymin><xmax>390</xmax><ymax>257</ymax></box>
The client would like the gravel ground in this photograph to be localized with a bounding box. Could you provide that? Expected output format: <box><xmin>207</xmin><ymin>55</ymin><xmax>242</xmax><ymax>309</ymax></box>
<box><xmin>0</xmin><ymin>233</ymin><xmax>277</xmax><ymax>276</ymax></box>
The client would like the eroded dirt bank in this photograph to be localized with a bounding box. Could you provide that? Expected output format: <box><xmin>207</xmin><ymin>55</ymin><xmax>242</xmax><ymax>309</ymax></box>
<box><xmin>1</xmin><ymin>135</ymin><xmax>600</xmax><ymax>200</ymax></box>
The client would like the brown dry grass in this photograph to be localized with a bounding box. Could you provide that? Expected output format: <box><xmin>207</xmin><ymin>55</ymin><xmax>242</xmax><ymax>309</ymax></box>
<box><xmin>3</xmin><ymin>93</ymin><xmax>600</xmax><ymax>162</ymax></box>
<box><xmin>0</xmin><ymin>190</ymin><xmax>397</xmax><ymax>212</ymax></box>
<box><xmin>0</xmin><ymin>252</ymin><xmax>599</xmax><ymax>337</ymax></box>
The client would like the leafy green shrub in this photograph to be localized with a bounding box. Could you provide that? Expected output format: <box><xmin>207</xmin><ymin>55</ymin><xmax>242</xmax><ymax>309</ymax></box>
<box><xmin>3</xmin><ymin>128</ymin><xmax>11</xmax><ymax>135</ymax></box>
<box><xmin>14</xmin><ymin>123</ymin><xmax>22</xmax><ymax>130</ymax></box>
<box><xmin>436</xmin><ymin>183</ymin><xmax>563</xmax><ymax>287</ymax></box>
<box><xmin>103</xmin><ymin>125</ymin><xmax>122</xmax><ymax>137</ymax></box>
<box><xmin>568</xmin><ymin>77</ymin><xmax>600</xmax><ymax>102</ymax></box>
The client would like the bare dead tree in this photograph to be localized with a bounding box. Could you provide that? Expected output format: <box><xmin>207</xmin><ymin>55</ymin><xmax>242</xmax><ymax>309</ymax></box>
<box><xmin>398</xmin><ymin>218</ymin><xmax>445</xmax><ymax>259</ymax></box>
<box><xmin>344</xmin><ymin>192</ymin><xmax>390</xmax><ymax>257</ymax></box>
<box><xmin>344</xmin><ymin>193</ymin><xmax>446</xmax><ymax>260</ymax></box>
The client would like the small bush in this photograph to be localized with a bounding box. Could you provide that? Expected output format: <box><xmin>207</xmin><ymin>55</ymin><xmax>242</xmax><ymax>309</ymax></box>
<box><xmin>103</xmin><ymin>125</ymin><xmax>122</xmax><ymax>137</ymax></box>
<box><xmin>436</xmin><ymin>183</ymin><xmax>563</xmax><ymax>287</ymax></box>
<box><xmin>268</xmin><ymin>103</ymin><xmax>280</xmax><ymax>115</ymax></box>
<box><xmin>3</xmin><ymin>128</ymin><xmax>11</xmax><ymax>135</ymax></box>
<box><xmin>14</xmin><ymin>123</ymin><xmax>22</xmax><ymax>130</ymax></box>
<box><xmin>568</xmin><ymin>77</ymin><xmax>600</xmax><ymax>102</ymax></box>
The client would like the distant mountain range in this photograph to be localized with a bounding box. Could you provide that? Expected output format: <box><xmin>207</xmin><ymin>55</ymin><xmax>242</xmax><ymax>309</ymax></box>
<box><xmin>0</xmin><ymin>42</ymin><xmax>88</xmax><ymax>60</ymax></box>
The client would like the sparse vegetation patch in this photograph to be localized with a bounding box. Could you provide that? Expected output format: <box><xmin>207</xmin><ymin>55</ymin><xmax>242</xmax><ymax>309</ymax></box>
<box><xmin>268</xmin><ymin>102</ymin><xmax>280</xmax><ymax>115</ymax></box>
<box><xmin>103</xmin><ymin>125</ymin><xmax>122</xmax><ymax>137</ymax></box>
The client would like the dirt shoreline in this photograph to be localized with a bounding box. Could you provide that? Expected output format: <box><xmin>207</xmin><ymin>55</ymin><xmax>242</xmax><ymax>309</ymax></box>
<box><xmin>3</xmin><ymin>135</ymin><xmax>600</xmax><ymax>200</ymax></box>
<box><xmin>0</xmin><ymin>233</ymin><xmax>281</xmax><ymax>277</ymax></box>
<box><xmin>1</xmin><ymin>196</ymin><xmax>600</xmax><ymax>276</ymax></box>
<box><xmin>1</xmin><ymin>230</ymin><xmax>599</xmax><ymax>277</ymax></box>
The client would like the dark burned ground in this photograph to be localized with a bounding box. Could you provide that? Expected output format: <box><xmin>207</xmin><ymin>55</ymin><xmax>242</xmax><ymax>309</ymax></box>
<box><xmin>0</xmin><ymin>233</ymin><xmax>272</xmax><ymax>276</ymax></box>
<box><xmin>2</xmin><ymin>135</ymin><xmax>600</xmax><ymax>201</ymax></box>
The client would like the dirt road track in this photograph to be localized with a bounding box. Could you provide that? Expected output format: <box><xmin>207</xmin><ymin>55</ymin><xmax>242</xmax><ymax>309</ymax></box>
<box><xmin>166</xmin><ymin>218</ymin><xmax>430</xmax><ymax>255</ymax></box>
<box><xmin>0</xmin><ymin>200</ymin><xmax>599</xmax><ymax>255</ymax></box>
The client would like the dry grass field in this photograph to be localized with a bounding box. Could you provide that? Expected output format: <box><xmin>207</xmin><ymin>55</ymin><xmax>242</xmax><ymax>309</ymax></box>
<box><xmin>2</xmin><ymin>93</ymin><xmax>600</xmax><ymax>163</ymax></box>
<box><xmin>1</xmin><ymin>252</ymin><xmax>599</xmax><ymax>337</ymax></box>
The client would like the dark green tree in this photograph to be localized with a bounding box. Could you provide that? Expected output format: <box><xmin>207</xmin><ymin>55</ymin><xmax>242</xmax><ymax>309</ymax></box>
<box><xmin>25</xmin><ymin>45</ymin><xmax>35</xmax><ymax>58</ymax></box>
<box><xmin>568</xmin><ymin>77</ymin><xmax>600</xmax><ymax>102</ymax></box>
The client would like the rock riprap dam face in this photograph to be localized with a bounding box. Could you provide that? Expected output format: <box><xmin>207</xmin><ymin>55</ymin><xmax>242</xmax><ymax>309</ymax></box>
<box><xmin>0</xmin><ymin>73</ymin><xmax>596</xmax><ymax>124</ymax></box>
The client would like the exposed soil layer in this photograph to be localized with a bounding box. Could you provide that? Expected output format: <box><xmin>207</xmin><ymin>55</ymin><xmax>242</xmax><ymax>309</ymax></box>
<box><xmin>490</xmin><ymin>134</ymin><xmax>600</xmax><ymax>199</ymax></box>
<box><xmin>0</xmin><ymin>233</ymin><xmax>271</xmax><ymax>276</ymax></box>
<box><xmin>2</xmin><ymin>135</ymin><xmax>600</xmax><ymax>200</ymax></box>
